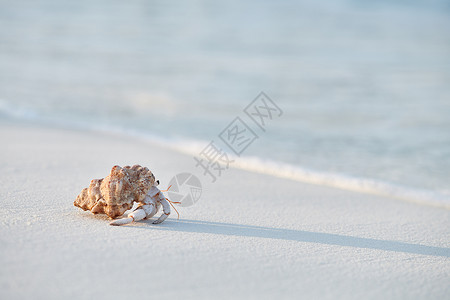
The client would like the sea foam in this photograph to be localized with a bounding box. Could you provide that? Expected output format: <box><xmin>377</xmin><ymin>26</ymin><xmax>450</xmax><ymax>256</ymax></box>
<box><xmin>1</xmin><ymin>99</ymin><xmax>448</xmax><ymax>210</ymax></box>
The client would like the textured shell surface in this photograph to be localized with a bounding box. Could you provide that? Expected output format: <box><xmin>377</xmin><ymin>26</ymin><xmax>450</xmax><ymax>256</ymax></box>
<box><xmin>74</xmin><ymin>165</ymin><xmax>155</xmax><ymax>219</ymax></box>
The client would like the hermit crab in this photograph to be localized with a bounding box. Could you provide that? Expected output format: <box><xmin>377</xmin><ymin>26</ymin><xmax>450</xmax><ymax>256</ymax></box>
<box><xmin>74</xmin><ymin>165</ymin><xmax>179</xmax><ymax>226</ymax></box>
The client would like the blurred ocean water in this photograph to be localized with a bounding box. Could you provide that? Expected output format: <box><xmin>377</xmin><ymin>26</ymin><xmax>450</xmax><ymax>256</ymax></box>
<box><xmin>1</xmin><ymin>0</ymin><xmax>449</xmax><ymax>203</ymax></box>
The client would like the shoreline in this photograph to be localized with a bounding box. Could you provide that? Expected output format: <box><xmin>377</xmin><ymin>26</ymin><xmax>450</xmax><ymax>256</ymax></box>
<box><xmin>1</xmin><ymin>114</ymin><xmax>448</xmax><ymax>210</ymax></box>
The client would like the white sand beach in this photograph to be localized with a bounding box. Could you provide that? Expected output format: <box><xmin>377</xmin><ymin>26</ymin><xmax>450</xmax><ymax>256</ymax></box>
<box><xmin>1</xmin><ymin>0</ymin><xmax>450</xmax><ymax>298</ymax></box>
<box><xmin>1</xmin><ymin>120</ymin><xmax>449</xmax><ymax>300</ymax></box>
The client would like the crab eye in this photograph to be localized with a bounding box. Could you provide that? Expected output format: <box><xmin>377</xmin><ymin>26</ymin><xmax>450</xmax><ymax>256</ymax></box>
<box><xmin>156</xmin><ymin>180</ymin><xmax>160</xmax><ymax>186</ymax></box>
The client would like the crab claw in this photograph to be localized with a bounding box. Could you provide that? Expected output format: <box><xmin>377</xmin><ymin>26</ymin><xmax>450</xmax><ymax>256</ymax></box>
<box><xmin>110</xmin><ymin>218</ymin><xmax>133</xmax><ymax>226</ymax></box>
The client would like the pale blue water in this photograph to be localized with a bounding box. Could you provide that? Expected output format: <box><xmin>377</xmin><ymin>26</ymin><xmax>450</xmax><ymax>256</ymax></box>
<box><xmin>1</xmin><ymin>0</ymin><xmax>449</xmax><ymax>202</ymax></box>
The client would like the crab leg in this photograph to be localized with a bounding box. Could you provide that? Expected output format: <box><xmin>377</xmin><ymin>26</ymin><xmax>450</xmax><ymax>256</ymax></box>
<box><xmin>153</xmin><ymin>198</ymin><xmax>170</xmax><ymax>224</ymax></box>
<box><xmin>147</xmin><ymin>202</ymin><xmax>160</xmax><ymax>219</ymax></box>
<box><xmin>109</xmin><ymin>208</ymin><xmax>147</xmax><ymax>226</ymax></box>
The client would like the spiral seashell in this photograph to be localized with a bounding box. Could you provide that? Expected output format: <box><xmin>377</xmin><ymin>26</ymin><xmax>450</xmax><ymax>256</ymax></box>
<box><xmin>74</xmin><ymin>165</ymin><xmax>155</xmax><ymax>219</ymax></box>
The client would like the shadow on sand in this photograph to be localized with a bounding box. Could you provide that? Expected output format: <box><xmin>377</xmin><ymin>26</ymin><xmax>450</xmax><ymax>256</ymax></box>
<box><xmin>132</xmin><ymin>219</ymin><xmax>449</xmax><ymax>258</ymax></box>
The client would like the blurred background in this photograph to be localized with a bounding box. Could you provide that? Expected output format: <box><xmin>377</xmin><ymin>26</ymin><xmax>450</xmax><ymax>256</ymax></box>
<box><xmin>1</xmin><ymin>0</ymin><xmax>449</xmax><ymax>200</ymax></box>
